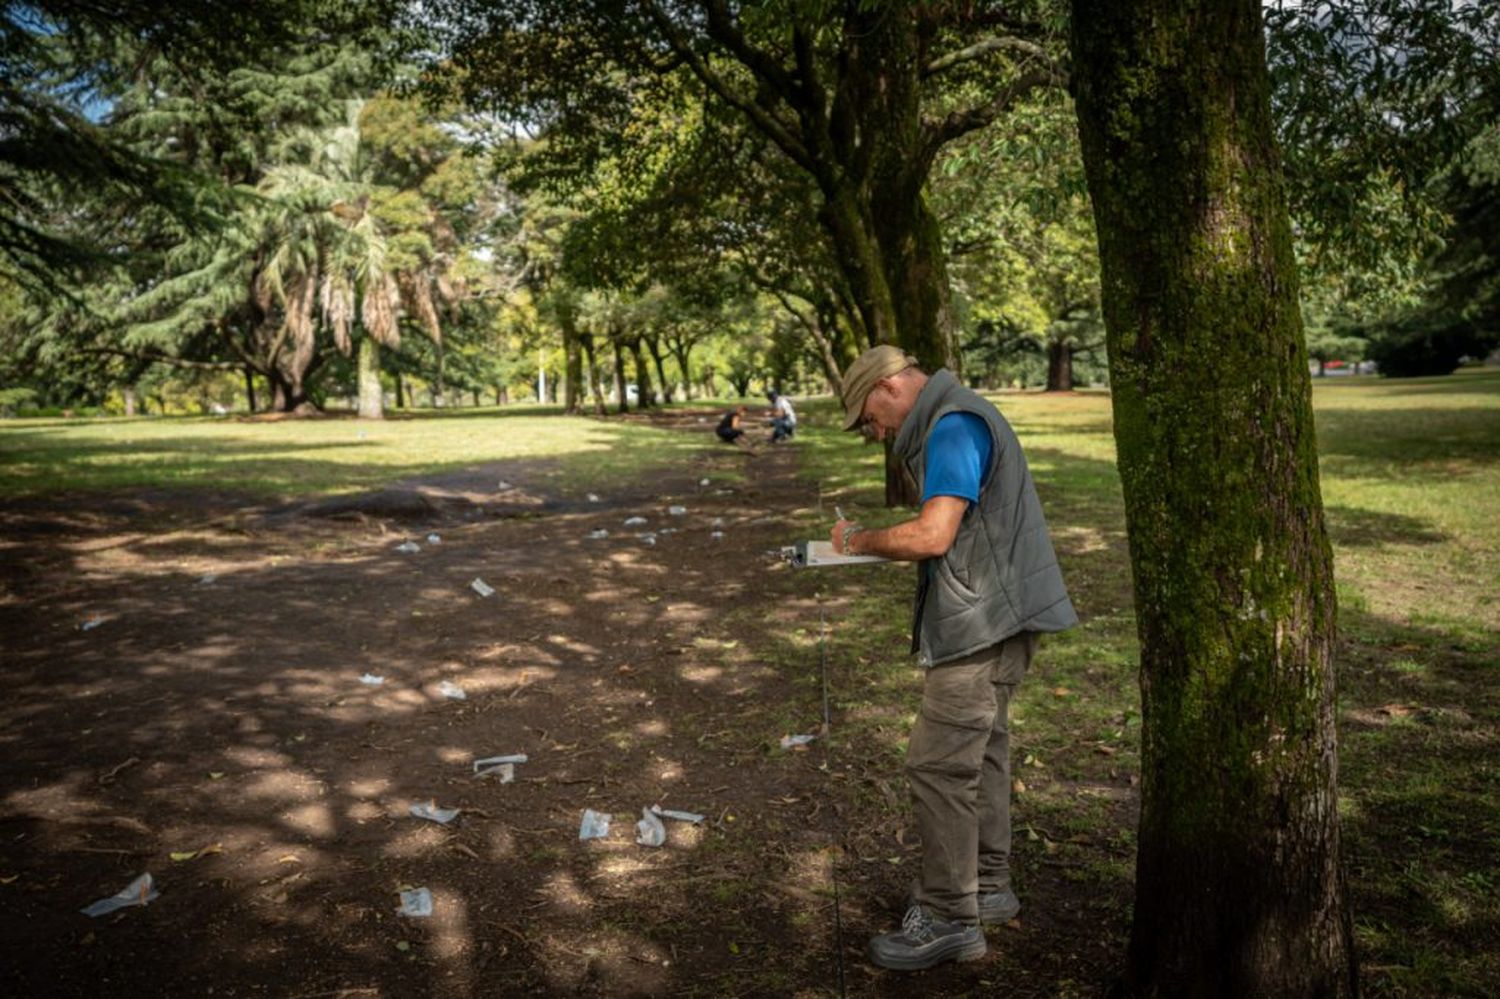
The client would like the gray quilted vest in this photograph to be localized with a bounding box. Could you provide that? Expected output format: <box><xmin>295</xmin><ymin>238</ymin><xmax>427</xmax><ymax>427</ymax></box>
<box><xmin>892</xmin><ymin>369</ymin><xmax>1078</xmax><ymax>666</ymax></box>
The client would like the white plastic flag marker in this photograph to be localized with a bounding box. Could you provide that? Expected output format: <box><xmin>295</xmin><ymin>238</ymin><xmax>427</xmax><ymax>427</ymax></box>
<box><xmin>579</xmin><ymin>809</ymin><xmax>611</xmax><ymax>840</ymax></box>
<box><xmin>651</xmin><ymin>805</ymin><xmax>706</xmax><ymax>824</ymax></box>
<box><xmin>474</xmin><ymin>754</ymin><xmax>527</xmax><ymax>781</ymax></box>
<box><xmin>410</xmin><ymin>802</ymin><xmax>460</xmax><ymax>824</ymax></box>
<box><xmin>470</xmin><ymin>578</ymin><xmax>495</xmax><ymax>598</ymax></box>
<box><xmin>636</xmin><ymin>808</ymin><xmax>666</xmax><ymax>847</ymax></box>
<box><xmin>81</xmin><ymin>873</ymin><xmax>158</xmax><ymax>917</ymax></box>
<box><xmin>398</xmin><ymin>887</ymin><xmax>433</xmax><ymax>917</ymax></box>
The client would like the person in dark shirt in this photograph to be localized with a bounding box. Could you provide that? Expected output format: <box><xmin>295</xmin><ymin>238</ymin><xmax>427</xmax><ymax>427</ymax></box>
<box><xmin>716</xmin><ymin>405</ymin><xmax>749</xmax><ymax>445</ymax></box>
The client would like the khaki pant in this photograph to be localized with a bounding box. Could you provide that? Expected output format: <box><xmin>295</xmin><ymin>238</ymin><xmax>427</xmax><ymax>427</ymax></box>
<box><xmin>906</xmin><ymin>631</ymin><xmax>1038</xmax><ymax>924</ymax></box>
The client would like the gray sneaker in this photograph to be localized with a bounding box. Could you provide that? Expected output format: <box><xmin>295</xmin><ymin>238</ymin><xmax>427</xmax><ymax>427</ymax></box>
<box><xmin>900</xmin><ymin>885</ymin><xmax>1021</xmax><ymax>925</ymax></box>
<box><xmin>867</xmin><ymin>905</ymin><xmax>987</xmax><ymax>971</ymax></box>
<box><xmin>978</xmin><ymin>888</ymin><xmax>1021</xmax><ymax>924</ymax></box>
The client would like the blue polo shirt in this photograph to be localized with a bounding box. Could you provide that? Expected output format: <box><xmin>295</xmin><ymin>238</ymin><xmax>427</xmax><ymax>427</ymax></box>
<box><xmin>922</xmin><ymin>412</ymin><xmax>992</xmax><ymax>505</ymax></box>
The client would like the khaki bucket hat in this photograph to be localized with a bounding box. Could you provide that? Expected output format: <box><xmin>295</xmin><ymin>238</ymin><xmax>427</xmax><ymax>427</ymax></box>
<box><xmin>841</xmin><ymin>345</ymin><xmax>916</xmax><ymax>430</ymax></box>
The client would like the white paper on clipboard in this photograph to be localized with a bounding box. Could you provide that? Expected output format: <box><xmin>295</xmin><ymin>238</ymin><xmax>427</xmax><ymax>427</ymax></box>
<box><xmin>782</xmin><ymin>540</ymin><xmax>889</xmax><ymax>568</ymax></box>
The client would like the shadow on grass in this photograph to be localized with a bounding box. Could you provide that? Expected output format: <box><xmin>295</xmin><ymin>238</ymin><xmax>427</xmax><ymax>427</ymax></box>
<box><xmin>1316</xmin><ymin>406</ymin><xmax>1500</xmax><ymax>472</ymax></box>
<box><xmin>1326</xmin><ymin>506</ymin><xmax>1449</xmax><ymax>547</ymax></box>
<box><xmin>1335</xmin><ymin>608</ymin><xmax>1500</xmax><ymax>996</ymax></box>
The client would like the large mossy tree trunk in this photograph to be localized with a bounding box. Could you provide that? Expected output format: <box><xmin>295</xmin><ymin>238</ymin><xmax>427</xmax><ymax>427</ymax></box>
<box><xmin>1070</xmin><ymin>1</ymin><xmax>1357</xmax><ymax>995</ymax></box>
<box><xmin>357</xmin><ymin>337</ymin><xmax>383</xmax><ymax>420</ymax></box>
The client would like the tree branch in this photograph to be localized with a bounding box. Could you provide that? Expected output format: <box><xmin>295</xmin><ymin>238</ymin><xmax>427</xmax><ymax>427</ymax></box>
<box><xmin>81</xmin><ymin>347</ymin><xmax>241</xmax><ymax>371</ymax></box>
<box><xmin>922</xmin><ymin>68</ymin><xmax>1064</xmax><ymax>155</ymax></box>
<box><xmin>637</xmin><ymin>0</ymin><xmax>813</xmax><ymax>171</ymax></box>
<box><xmin>923</xmin><ymin>37</ymin><xmax>1053</xmax><ymax>78</ymax></box>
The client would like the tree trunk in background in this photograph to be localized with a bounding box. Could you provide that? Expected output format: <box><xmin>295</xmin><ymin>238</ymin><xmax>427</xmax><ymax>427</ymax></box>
<box><xmin>1070</xmin><ymin>1</ymin><xmax>1356</xmax><ymax>994</ymax></box>
<box><xmin>241</xmin><ymin>368</ymin><xmax>256</xmax><ymax>413</ymax></box>
<box><xmin>432</xmin><ymin>342</ymin><xmax>446</xmax><ymax>408</ymax></box>
<box><xmin>394</xmin><ymin>372</ymin><xmax>406</xmax><ymax>409</ymax></box>
<box><xmin>562</xmin><ymin>316</ymin><xmax>583</xmax><ymax>413</ymax></box>
<box><xmin>646</xmin><ymin>334</ymin><xmax>672</xmax><ymax>403</ymax></box>
<box><xmin>357</xmin><ymin>337</ymin><xmax>384</xmax><ymax>420</ymax></box>
<box><xmin>670</xmin><ymin>340</ymin><xmax>694</xmax><ymax>400</ymax></box>
<box><xmin>123</xmin><ymin>386</ymin><xmax>138</xmax><ymax>417</ymax></box>
<box><xmin>611</xmin><ymin>334</ymin><xmax>629</xmax><ymax>413</ymax></box>
<box><xmin>581</xmin><ymin>333</ymin><xmax>607</xmax><ymax>414</ymax></box>
<box><xmin>1046</xmin><ymin>340</ymin><xmax>1074</xmax><ymax>392</ymax></box>
<box><xmin>630</xmin><ymin>338</ymin><xmax>655</xmax><ymax>407</ymax></box>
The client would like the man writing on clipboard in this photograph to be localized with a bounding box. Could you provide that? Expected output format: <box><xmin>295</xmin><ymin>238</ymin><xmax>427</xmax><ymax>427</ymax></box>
<box><xmin>830</xmin><ymin>345</ymin><xmax>1078</xmax><ymax>971</ymax></box>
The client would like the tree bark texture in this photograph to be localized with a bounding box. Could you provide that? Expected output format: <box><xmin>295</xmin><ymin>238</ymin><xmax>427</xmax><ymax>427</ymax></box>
<box><xmin>611</xmin><ymin>333</ymin><xmax>628</xmax><ymax>413</ymax></box>
<box><xmin>581</xmin><ymin>333</ymin><xmax>607</xmax><ymax>414</ymax></box>
<box><xmin>670</xmin><ymin>339</ymin><xmax>694</xmax><ymax>401</ymax></box>
<box><xmin>806</xmin><ymin>9</ymin><xmax>957</xmax><ymax>374</ymax></box>
<box><xmin>562</xmin><ymin>314</ymin><xmax>583</xmax><ymax>414</ymax></box>
<box><xmin>357</xmin><ymin>336</ymin><xmax>384</xmax><ymax>420</ymax></box>
<box><xmin>1070</xmin><ymin>1</ymin><xmax>1357</xmax><ymax>995</ymax></box>
<box><xmin>629</xmin><ymin>338</ymin><xmax>655</xmax><ymax>407</ymax></box>
<box><xmin>1046</xmin><ymin>340</ymin><xmax>1074</xmax><ymax>392</ymax></box>
<box><xmin>646</xmin><ymin>334</ymin><xmax>672</xmax><ymax>403</ymax></box>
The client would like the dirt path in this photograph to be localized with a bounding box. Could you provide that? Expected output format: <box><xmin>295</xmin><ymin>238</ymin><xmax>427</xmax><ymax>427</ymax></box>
<box><xmin>0</xmin><ymin>415</ymin><xmax>1118</xmax><ymax>996</ymax></box>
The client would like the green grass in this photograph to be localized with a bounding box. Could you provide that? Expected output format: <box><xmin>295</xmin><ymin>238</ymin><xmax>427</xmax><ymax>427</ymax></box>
<box><xmin>783</xmin><ymin>367</ymin><xmax>1500</xmax><ymax>995</ymax></box>
<box><xmin>0</xmin><ymin>407</ymin><xmax>711</xmax><ymax>499</ymax></box>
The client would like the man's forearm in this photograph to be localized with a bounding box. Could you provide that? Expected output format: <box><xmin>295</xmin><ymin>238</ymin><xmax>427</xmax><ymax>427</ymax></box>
<box><xmin>846</xmin><ymin>518</ymin><xmax>946</xmax><ymax>561</ymax></box>
<box><xmin>833</xmin><ymin>495</ymin><xmax>966</xmax><ymax>560</ymax></box>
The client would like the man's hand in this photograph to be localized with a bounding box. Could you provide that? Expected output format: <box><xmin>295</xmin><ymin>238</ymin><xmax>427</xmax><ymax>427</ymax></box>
<box><xmin>829</xmin><ymin>496</ymin><xmax>968</xmax><ymax>561</ymax></box>
<box><xmin>831</xmin><ymin>518</ymin><xmax>859</xmax><ymax>554</ymax></box>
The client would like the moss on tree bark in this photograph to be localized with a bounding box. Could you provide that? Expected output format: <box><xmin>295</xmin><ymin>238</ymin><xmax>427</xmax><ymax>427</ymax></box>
<box><xmin>1070</xmin><ymin>0</ymin><xmax>1358</xmax><ymax>993</ymax></box>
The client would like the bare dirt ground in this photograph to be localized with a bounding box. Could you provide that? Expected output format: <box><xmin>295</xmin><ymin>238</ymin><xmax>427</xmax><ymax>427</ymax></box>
<box><xmin>0</xmin><ymin>411</ymin><xmax>1124</xmax><ymax>997</ymax></box>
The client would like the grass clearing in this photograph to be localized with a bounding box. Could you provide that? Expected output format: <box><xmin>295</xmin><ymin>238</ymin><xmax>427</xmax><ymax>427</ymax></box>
<box><xmin>0</xmin><ymin>406</ymin><xmax>714</xmax><ymax>500</ymax></box>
